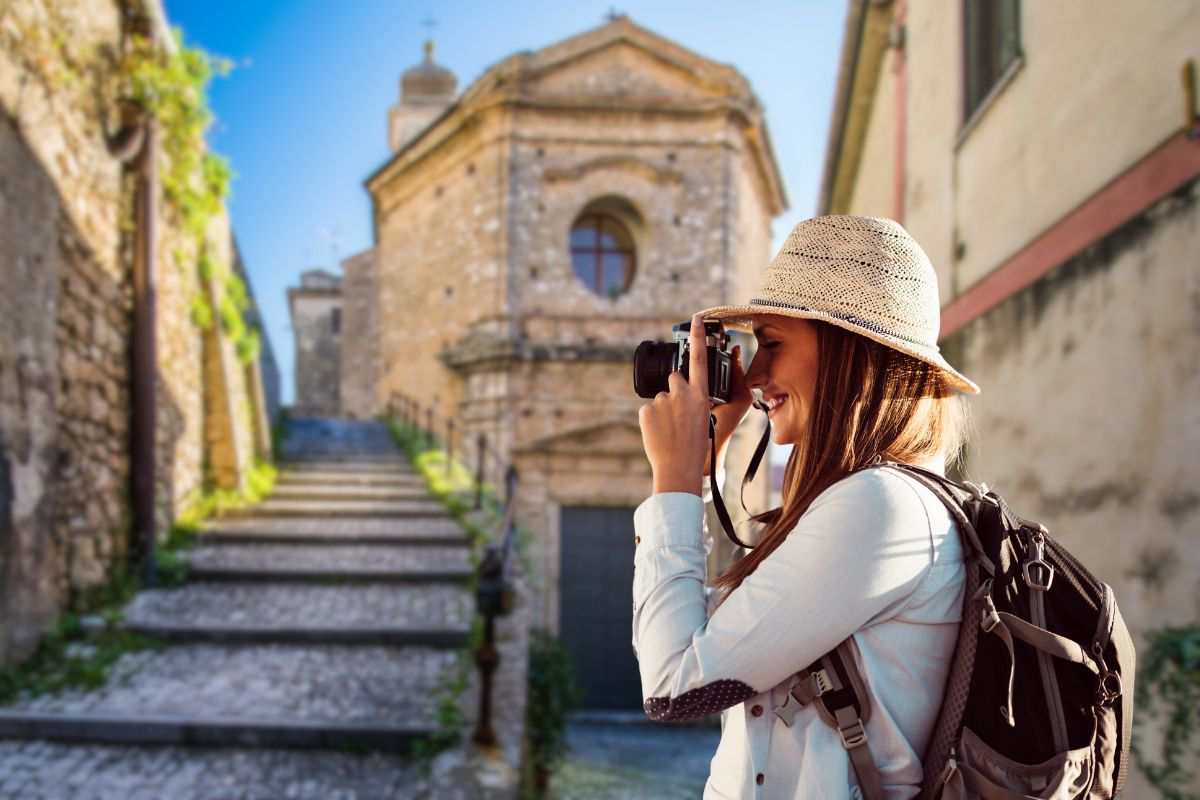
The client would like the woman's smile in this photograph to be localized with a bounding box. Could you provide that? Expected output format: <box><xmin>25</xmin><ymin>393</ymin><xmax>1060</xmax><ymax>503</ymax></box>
<box><xmin>746</xmin><ymin>317</ymin><xmax>820</xmax><ymax>446</ymax></box>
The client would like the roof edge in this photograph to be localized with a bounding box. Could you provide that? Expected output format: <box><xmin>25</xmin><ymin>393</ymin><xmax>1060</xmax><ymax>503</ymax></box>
<box><xmin>818</xmin><ymin>0</ymin><xmax>870</xmax><ymax>215</ymax></box>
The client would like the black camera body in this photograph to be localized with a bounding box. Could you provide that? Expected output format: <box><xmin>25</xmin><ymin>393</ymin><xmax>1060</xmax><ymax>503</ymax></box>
<box><xmin>633</xmin><ymin>320</ymin><xmax>733</xmax><ymax>403</ymax></box>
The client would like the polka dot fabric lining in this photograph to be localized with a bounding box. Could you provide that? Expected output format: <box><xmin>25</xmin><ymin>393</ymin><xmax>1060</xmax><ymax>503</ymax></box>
<box><xmin>696</xmin><ymin>215</ymin><xmax>981</xmax><ymax>395</ymax></box>
<box><xmin>644</xmin><ymin>678</ymin><xmax>758</xmax><ymax>721</ymax></box>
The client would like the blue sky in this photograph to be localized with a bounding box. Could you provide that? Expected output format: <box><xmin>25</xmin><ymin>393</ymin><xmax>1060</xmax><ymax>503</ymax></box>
<box><xmin>162</xmin><ymin>0</ymin><xmax>848</xmax><ymax>403</ymax></box>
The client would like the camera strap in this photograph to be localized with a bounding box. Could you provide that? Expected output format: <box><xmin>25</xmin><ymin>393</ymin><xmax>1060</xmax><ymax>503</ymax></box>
<box><xmin>708</xmin><ymin>409</ymin><xmax>772</xmax><ymax>551</ymax></box>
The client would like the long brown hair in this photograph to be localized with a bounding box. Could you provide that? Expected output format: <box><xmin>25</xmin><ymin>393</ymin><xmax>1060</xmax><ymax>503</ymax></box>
<box><xmin>711</xmin><ymin>320</ymin><xmax>974</xmax><ymax>606</ymax></box>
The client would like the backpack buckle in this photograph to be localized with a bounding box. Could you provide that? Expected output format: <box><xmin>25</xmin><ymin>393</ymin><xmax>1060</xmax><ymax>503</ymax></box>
<box><xmin>839</xmin><ymin>718</ymin><xmax>868</xmax><ymax>749</ymax></box>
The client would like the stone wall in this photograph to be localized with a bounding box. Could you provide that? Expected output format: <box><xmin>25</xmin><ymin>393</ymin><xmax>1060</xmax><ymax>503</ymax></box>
<box><xmin>289</xmin><ymin>289</ymin><xmax>342</xmax><ymax>417</ymax></box>
<box><xmin>0</xmin><ymin>0</ymin><xmax>132</xmax><ymax>664</ymax></box>
<box><xmin>0</xmin><ymin>0</ymin><xmax>276</xmax><ymax>665</ymax></box>
<box><xmin>340</xmin><ymin>247</ymin><xmax>379</xmax><ymax>419</ymax></box>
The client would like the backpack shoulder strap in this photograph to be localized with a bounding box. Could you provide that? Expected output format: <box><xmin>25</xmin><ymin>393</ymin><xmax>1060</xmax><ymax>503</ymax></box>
<box><xmin>874</xmin><ymin>463</ymin><xmax>996</xmax><ymax>578</ymax></box>
<box><xmin>788</xmin><ymin>638</ymin><xmax>885</xmax><ymax>800</ymax></box>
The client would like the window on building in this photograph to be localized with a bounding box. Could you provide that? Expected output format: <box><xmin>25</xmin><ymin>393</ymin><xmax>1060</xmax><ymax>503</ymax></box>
<box><xmin>570</xmin><ymin>212</ymin><xmax>636</xmax><ymax>299</ymax></box>
<box><xmin>963</xmin><ymin>0</ymin><xmax>1021</xmax><ymax>121</ymax></box>
<box><xmin>331</xmin><ymin>308</ymin><xmax>341</xmax><ymax>334</ymax></box>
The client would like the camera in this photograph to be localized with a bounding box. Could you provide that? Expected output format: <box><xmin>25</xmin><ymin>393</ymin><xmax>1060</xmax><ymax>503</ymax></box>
<box><xmin>633</xmin><ymin>320</ymin><xmax>733</xmax><ymax>403</ymax></box>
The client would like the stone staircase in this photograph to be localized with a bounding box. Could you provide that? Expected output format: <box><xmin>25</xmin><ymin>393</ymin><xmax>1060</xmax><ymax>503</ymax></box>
<box><xmin>0</xmin><ymin>418</ymin><xmax>526</xmax><ymax>799</ymax></box>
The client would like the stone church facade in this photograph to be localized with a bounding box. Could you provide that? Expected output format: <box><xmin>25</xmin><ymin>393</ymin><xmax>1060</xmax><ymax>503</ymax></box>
<box><xmin>345</xmin><ymin>17</ymin><xmax>785</xmax><ymax>673</ymax></box>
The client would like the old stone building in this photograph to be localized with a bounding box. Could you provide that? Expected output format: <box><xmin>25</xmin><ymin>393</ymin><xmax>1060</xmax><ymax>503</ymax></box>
<box><xmin>0</xmin><ymin>0</ymin><xmax>277</xmax><ymax>665</ymax></box>
<box><xmin>288</xmin><ymin>268</ymin><xmax>343</xmax><ymax>416</ymax></box>
<box><xmin>821</xmin><ymin>0</ymin><xmax>1199</xmax><ymax>791</ymax></box>
<box><xmin>353</xmin><ymin>16</ymin><xmax>786</xmax><ymax>710</ymax></box>
<box><xmin>339</xmin><ymin>247</ymin><xmax>379</xmax><ymax>419</ymax></box>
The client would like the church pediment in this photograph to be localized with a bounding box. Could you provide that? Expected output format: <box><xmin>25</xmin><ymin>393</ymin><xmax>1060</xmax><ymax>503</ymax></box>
<box><xmin>521</xmin><ymin>37</ymin><xmax>735</xmax><ymax>104</ymax></box>
<box><xmin>509</xmin><ymin>13</ymin><xmax>766</xmax><ymax>109</ymax></box>
<box><xmin>513</xmin><ymin>418</ymin><xmax>644</xmax><ymax>456</ymax></box>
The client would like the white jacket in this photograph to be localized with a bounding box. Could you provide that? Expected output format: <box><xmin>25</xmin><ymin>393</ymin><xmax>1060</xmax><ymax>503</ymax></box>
<box><xmin>631</xmin><ymin>458</ymin><xmax>965</xmax><ymax>799</ymax></box>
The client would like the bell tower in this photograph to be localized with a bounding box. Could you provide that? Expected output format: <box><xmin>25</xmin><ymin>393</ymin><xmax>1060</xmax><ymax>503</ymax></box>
<box><xmin>388</xmin><ymin>40</ymin><xmax>457</xmax><ymax>152</ymax></box>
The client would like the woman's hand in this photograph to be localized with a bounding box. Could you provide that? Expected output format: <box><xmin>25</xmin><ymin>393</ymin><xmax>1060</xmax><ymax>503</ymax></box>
<box><xmin>707</xmin><ymin>343</ymin><xmax>753</xmax><ymax>476</ymax></box>
<box><xmin>639</xmin><ymin>314</ymin><xmax>725</xmax><ymax>495</ymax></box>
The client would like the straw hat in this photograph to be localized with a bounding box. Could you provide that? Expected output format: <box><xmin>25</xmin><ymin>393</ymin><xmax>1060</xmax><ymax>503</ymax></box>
<box><xmin>697</xmin><ymin>214</ymin><xmax>980</xmax><ymax>395</ymax></box>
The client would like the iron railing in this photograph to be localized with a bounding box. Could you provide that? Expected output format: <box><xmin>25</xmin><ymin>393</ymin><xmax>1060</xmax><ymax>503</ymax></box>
<box><xmin>388</xmin><ymin>392</ymin><xmax>517</xmax><ymax>747</ymax></box>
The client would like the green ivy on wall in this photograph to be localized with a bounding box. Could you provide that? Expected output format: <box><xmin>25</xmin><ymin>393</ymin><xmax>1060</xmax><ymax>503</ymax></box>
<box><xmin>121</xmin><ymin>28</ymin><xmax>260</xmax><ymax>365</ymax></box>
<box><xmin>1133</xmin><ymin>624</ymin><xmax>1200</xmax><ymax>800</ymax></box>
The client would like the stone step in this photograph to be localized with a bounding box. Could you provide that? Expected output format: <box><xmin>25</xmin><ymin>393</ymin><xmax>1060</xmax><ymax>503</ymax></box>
<box><xmin>269</xmin><ymin>484</ymin><xmax>432</xmax><ymax>502</ymax></box>
<box><xmin>185</xmin><ymin>566</ymin><xmax>472</xmax><ymax>583</ymax></box>
<box><xmin>198</xmin><ymin>516</ymin><xmax>471</xmax><ymax>546</ymax></box>
<box><xmin>0</xmin><ymin>740</ymin><xmax>429</xmax><ymax>797</ymax></box>
<box><xmin>220</xmin><ymin>499</ymin><xmax>448</xmax><ymax>519</ymax></box>
<box><xmin>122</xmin><ymin>582</ymin><xmax>473</xmax><ymax>635</ymax></box>
<box><xmin>279</xmin><ymin>460</ymin><xmax>413</xmax><ymax>473</ymax></box>
<box><xmin>183</xmin><ymin>544</ymin><xmax>472</xmax><ymax>585</ymax></box>
<box><xmin>0</xmin><ymin>643</ymin><xmax>453</xmax><ymax>752</ymax></box>
<box><xmin>276</xmin><ymin>470</ymin><xmax>427</xmax><ymax>488</ymax></box>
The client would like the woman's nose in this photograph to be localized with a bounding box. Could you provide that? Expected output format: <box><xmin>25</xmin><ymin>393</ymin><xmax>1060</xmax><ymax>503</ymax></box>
<box><xmin>744</xmin><ymin>354</ymin><xmax>766</xmax><ymax>389</ymax></box>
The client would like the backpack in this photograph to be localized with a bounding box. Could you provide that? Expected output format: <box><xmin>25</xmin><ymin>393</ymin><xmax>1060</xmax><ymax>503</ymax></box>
<box><xmin>770</xmin><ymin>462</ymin><xmax>1137</xmax><ymax>799</ymax></box>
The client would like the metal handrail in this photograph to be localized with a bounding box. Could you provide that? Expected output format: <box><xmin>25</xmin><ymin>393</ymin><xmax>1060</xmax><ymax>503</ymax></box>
<box><xmin>387</xmin><ymin>391</ymin><xmax>518</xmax><ymax>747</ymax></box>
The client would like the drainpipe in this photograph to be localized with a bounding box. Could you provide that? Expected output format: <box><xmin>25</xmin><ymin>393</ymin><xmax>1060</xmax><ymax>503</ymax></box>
<box><xmin>132</xmin><ymin>119</ymin><xmax>159</xmax><ymax>586</ymax></box>
<box><xmin>892</xmin><ymin>0</ymin><xmax>908</xmax><ymax>224</ymax></box>
<box><xmin>109</xmin><ymin>11</ymin><xmax>159</xmax><ymax>586</ymax></box>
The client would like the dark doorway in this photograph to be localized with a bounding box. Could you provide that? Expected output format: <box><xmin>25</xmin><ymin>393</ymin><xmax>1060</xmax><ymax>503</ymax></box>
<box><xmin>559</xmin><ymin>506</ymin><xmax>642</xmax><ymax>711</ymax></box>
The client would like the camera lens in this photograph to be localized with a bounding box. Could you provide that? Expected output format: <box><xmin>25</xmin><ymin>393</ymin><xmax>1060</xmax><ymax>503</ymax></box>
<box><xmin>633</xmin><ymin>341</ymin><xmax>678</xmax><ymax>398</ymax></box>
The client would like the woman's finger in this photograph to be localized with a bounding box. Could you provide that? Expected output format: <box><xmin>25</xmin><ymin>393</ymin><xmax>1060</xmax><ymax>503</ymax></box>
<box><xmin>689</xmin><ymin>313</ymin><xmax>709</xmax><ymax>399</ymax></box>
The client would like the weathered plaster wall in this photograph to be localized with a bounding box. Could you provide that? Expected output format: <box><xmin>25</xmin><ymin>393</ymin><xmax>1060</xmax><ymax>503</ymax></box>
<box><xmin>846</xmin><ymin>47</ymin><xmax>897</xmax><ymax>223</ymax></box>
<box><xmin>903</xmin><ymin>1</ymin><xmax>1200</xmax><ymax>293</ymax></box>
<box><xmin>950</xmin><ymin>184</ymin><xmax>1200</xmax><ymax>627</ymax></box>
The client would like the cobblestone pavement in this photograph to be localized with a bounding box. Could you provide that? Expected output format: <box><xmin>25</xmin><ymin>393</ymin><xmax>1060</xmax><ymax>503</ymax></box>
<box><xmin>124</xmin><ymin>582</ymin><xmax>473</xmax><ymax>629</ymax></box>
<box><xmin>0</xmin><ymin>419</ymin><xmax>488</xmax><ymax>798</ymax></box>
<box><xmin>231</xmin><ymin>498</ymin><xmax>447</xmax><ymax>516</ymax></box>
<box><xmin>185</xmin><ymin>544</ymin><xmax>472</xmax><ymax>573</ymax></box>
<box><xmin>270</xmin><ymin>483</ymin><xmax>433</xmax><ymax>499</ymax></box>
<box><xmin>276</xmin><ymin>468</ymin><xmax>427</xmax><ymax>483</ymax></box>
<box><xmin>546</xmin><ymin>719</ymin><xmax>721</xmax><ymax>799</ymax></box>
<box><xmin>202</xmin><ymin>515</ymin><xmax>467</xmax><ymax>540</ymax></box>
<box><xmin>0</xmin><ymin>741</ymin><xmax>430</xmax><ymax>800</ymax></box>
<box><xmin>10</xmin><ymin>644</ymin><xmax>452</xmax><ymax>722</ymax></box>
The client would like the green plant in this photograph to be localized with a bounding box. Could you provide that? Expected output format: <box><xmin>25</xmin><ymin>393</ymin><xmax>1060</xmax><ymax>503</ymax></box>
<box><xmin>408</xmin><ymin>644</ymin><xmax>474</xmax><ymax>768</ymax></box>
<box><xmin>525</xmin><ymin>628</ymin><xmax>582</xmax><ymax>774</ymax></box>
<box><xmin>1133</xmin><ymin>624</ymin><xmax>1200</xmax><ymax>800</ymax></box>
<box><xmin>120</xmin><ymin>29</ymin><xmax>263</xmax><ymax>365</ymax></box>
<box><xmin>0</xmin><ymin>607</ymin><xmax>163</xmax><ymax>705</ymax></box>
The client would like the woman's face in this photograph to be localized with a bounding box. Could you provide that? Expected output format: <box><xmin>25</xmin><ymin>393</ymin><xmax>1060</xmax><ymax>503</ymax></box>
<box><xmin>745</xmin><ymin>316</ymin><xmax>820</xmax><ymax>446</ymax></box>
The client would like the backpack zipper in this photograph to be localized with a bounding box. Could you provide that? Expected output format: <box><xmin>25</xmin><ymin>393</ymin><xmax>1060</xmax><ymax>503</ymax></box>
<box><xmin>1027</xmin><ymin>527</ymin><xmax>1070</xmax><ymax>752</ymax></box>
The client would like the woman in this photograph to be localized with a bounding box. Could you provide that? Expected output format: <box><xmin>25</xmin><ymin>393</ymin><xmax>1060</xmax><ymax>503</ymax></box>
<box><xmin>634</xmin><ymin>215</ymin><xmax>979</xmax><ymax>799</ymax></box>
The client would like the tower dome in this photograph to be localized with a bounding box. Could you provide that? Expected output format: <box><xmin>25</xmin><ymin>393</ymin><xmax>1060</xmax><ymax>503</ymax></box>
<box><xmin>401</xmin><ymin>40</ymin><xmax>457</xmax><ymax>104</ymax></box>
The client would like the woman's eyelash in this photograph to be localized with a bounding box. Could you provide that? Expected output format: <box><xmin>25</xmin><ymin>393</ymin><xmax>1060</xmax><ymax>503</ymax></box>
<box><xmin>759</xmin><ymin>340</ymin><xmax>779</xmax><ymax>349</ymax></box>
